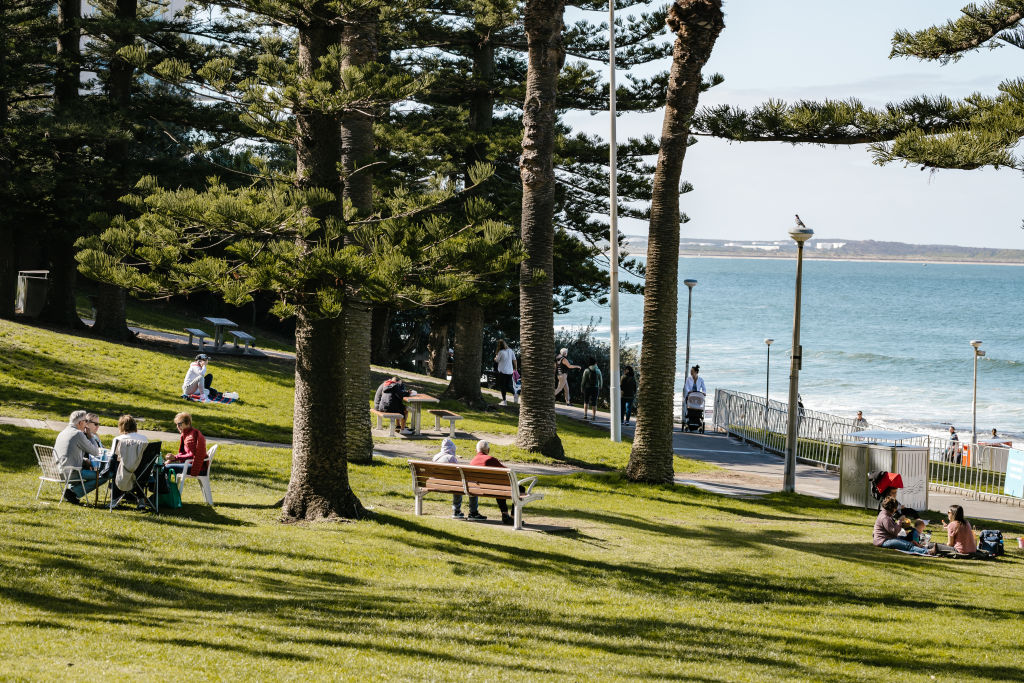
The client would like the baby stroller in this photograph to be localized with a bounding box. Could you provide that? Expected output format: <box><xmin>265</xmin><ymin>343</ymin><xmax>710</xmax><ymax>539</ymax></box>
<box><xmin>683</xmin><ymin>391</ymin><xmax>705</xmax><ymax>433</ymax></box>
<box><xmin>868</xmin><ymin>470</ymin><xmax>917</xmax><ymax>517</ymax></box>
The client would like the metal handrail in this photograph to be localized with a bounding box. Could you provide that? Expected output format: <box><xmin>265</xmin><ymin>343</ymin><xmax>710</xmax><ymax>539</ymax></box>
<box><xmin>713</xmin><ymin>388</ymin><xmax>1019</xmax><ymax>501</ymax></box>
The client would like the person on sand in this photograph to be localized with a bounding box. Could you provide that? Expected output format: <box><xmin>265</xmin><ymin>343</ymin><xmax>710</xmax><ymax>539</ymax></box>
<box><xmin>942</xmin><ymin>504</ymin><xmax>978</xmax><ymax>555</ymax></box>
<box><xmin>469</xmin><ymin>440</ymin><xmax>514</xmax><ymax>525</ymax></box>
<box><xmin>494</xmin><ymin>340</ymin><xmax>517</xmax><ymax>407</ymax></box>
<box><xmin>873</xmin><ymin>497</ymin><xmax>935</xmax><ymax>555</ymax></box>
<box><xmin>554</xmin><ymin>348</ymin><xmax>580</xmax><ymax>406</ymax></box>
<box><xmin>432</xmin><ymin>438</ymin><xmax>481</xmax><ymax>520</ymax></box>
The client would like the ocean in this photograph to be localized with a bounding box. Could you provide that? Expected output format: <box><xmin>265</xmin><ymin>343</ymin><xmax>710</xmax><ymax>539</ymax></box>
<box><xmin>554</xmin><ymin>257</ymin><xmax>1024</xmax><ymax>441</ymax></box>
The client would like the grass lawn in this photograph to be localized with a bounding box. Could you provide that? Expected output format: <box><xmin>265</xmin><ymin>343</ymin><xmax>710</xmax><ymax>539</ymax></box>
<box><xmin>2</xmin><ymin>420</ymin><xmax>1023</xmax><ymax>681</ymax></box>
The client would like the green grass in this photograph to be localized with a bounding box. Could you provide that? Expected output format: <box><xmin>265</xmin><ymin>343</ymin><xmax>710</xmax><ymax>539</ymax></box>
<box><xmin>74</xmin><ymin>292</ymin><xmax>297</xmax><ymax>352</ymax></box>
<box><xmin>2</xmin><ymin>420</ymin><xmax>1022</xmax><ymax>681</ymax></box>
<box><xmin>0</xmin><ymin>318</ymin><xmax>297</xmax><ymax>443</ymax></box>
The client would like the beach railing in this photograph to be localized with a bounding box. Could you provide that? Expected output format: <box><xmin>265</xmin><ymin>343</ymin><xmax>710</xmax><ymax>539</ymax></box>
<box><xmin>712</xmin><ymin>388</ymin><xmax>1021</xmax><ymax>502</ymax></box>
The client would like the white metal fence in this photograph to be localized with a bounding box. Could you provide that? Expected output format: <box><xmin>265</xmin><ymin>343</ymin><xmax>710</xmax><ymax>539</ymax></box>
<box><xmin>713</xmin><ymin>388</ymin><xmax>1019</xmax><ymax>501</ymax></box>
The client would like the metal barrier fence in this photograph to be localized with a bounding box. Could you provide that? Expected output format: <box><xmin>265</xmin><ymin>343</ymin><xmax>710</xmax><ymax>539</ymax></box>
<box><xmin>713</xmin><ymin>388</ymin><xmax>1019</xmax><ymax>501</ymax></box>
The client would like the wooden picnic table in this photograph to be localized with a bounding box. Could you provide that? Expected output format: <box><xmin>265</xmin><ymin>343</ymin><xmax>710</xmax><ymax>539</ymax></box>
<box><xmin>203</xmin><ymin>317</ymin><xmax>238</xmax><ymax>351</ymax></box>
<box><xmin>404</xmin><ymin>393</ymin><xmax>440</xmax><ymax>435</ymax></box>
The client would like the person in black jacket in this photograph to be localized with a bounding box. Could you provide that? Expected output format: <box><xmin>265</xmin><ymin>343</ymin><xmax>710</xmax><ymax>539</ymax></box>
<box><xmin>621</xmin><ymin>366</ymin><xmax>638</xmax><ymax>425</ymax></box>
<box><xmin>374</xmin><ymin>376</ymin><xmax>412</xmax><ymax>434</ymax></box>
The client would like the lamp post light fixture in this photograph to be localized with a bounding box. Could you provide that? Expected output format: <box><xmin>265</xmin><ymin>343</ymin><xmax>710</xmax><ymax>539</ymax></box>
<box><xmin>784</xmin><ymin>223</ymin><xmax>813</xmax><ymax>493</ymax></box>
<box><xmin>764</xmin><ymin>338</ymin><xmax>774</xmax><ymax>451</ymax></box>
<box><xmin>971</xmin><ymin>340</ymin><xmax>985</xmax><ymax>448</ymax></box>
<box><xmin>682</xmin><ymin>279</ymin><xmax>698</xmax><ymax>431</ymax></box>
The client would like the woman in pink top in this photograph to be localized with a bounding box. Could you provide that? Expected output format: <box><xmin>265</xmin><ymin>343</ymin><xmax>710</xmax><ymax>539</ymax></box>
<box><xmin>943</xmin><ymin>504</ymin><xmax>978</xmax><ymax>554</ymax></box>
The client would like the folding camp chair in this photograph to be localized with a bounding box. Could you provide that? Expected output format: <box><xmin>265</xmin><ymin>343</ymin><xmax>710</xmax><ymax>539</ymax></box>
<box><xmin>110</xmin><ymin>441</ymin><xmax>163</xmax><ymax>512</ymax></box>
<box><xmin>34</xmin><ymin>444</ymin><xmax>86</xmax><ymax>504</ymax></box>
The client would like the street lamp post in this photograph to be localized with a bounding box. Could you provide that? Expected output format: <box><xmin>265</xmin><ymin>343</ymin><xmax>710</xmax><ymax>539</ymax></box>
<box><xmin>784</xmin><ymin>224</ymin><xmax>813</xmax><ymax>493</ymax></box>
<box><xmin>971</xmin><ymin>340</ymin><xmax>984</xmax><ymax>448</ymax></box>
<box><xmin>608</xmin><ymin>0</ymin><xmax>621</xmax><ymax>441</ymax></box>
<box><xmin>682</xmin><ymin>279</ymin><xmax>697</xmax><ymax>430</ymax></box>
<box><xmin>764</xmin><ymin>338</ymin><xmax>774</xmax><ymax>450</ymax></box>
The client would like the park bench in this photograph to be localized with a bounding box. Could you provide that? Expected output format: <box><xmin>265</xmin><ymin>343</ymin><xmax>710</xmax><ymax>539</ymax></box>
<box><xmin>371</xmin><ymin>409</ymin><xmax>405</xmax><ymax>437</ymax></box>
<box><xmin>184</xmin><ymin>327</ymin><xmax>210</xmax><ymax>352</ymax></box>
<box><xmin>229</xmin><ymin>329</ymin><xmax>256</xmax><ymax>354</ymax></box>
<box><xmin>427</xmin><ymin>409</ymin><xmax>464</xmax><ymax>438</ymax></box>
<box><xmin>408</xmin><ymin>460</ymin><xmax>543</xmax><ymax>530</ymax></box>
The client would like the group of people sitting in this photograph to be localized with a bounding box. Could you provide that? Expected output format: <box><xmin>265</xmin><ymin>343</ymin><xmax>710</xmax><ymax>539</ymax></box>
<box><xmin>431</xmin><ymin>437</ymin><xmax>517</xmax><ymax>525</ymax></box>
<box><xmin>374</xmin><ymin>376</ymin><xmax>416</xmax><ymax>434</ymax></box>
<box><xmin>53</xmin><ymin>408</ymin><xmax>208</xmax><ymax>506</ymax></box>
<box><xmin>873</xmin><ymin>496</ymin><xmax>978</xmax><ymax>557</ymax></box>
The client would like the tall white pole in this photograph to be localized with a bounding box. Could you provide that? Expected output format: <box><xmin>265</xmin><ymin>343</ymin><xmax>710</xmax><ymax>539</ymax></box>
<box><xmin>971</xmin><ymin>340</ymin><xmax>983</xmax><ymax>448</ymax></box>
<box><xmin>784</xmin><ymin>226</ymin><xmax>813</xmax><ymax>493</ymax></box>
<box><xmin>608</xmin><ymin>1</ymin><xmax>621</xmax><ymax>441</ymax></box>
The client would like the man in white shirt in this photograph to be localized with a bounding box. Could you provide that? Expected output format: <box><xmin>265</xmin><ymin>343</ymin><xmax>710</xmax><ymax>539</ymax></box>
<box><xmin>683</xmin><ymin>365</ymin><xmax>706</xmax><ymax>396</ymax></box>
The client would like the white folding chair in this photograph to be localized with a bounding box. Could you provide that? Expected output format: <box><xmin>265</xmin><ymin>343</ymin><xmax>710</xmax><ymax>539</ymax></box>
<box><xmin>34</xmin><ymin>444</ymin><xmax>85</xmax><ymax>504</ymax></box>
<box><xmin>178</xmin><ymin>444</ymin><xmax>217</xmax><ymax>505</ymax></box>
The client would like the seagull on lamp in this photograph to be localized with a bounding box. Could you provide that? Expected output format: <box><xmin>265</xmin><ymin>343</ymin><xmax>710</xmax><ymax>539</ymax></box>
<box><xmin>795</xmin><ymin>214</ymin><xmax>806</xmax><ymax>228</ymax></box>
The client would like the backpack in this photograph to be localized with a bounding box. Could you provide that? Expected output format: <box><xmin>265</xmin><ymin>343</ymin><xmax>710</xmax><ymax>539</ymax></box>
<box><xmin>978</xmin><ymin>530</ymin><xmax>1004</xmax><ymax>556</ymax></box>
<box><xmin>582</xmin><ymin>367</ymin><xmax>595</xmax><ymax>390</ymax></box>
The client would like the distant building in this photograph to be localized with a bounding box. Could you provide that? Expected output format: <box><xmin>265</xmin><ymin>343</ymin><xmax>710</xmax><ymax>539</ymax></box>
<box><xmin>815</xmin><ymin>242</ymin><xmax>847</xmax><ymax>250</ymax></box>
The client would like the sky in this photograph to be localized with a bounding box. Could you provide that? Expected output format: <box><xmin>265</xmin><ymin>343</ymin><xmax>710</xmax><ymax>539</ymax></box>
<box><xmin>565</xmin><ymin>0</ymin><xmax>1024</xmax><ymax>249</ymax></box>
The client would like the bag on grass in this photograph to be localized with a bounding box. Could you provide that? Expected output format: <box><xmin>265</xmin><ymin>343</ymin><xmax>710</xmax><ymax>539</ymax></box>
<box><xmin>160</xmin><ymin>472</ymin><xmax>183</xmax><ymax>509</ymax></box>
<box><xmin>978</xmin><ymin>530</ymin><xmax>1004</xmax><ymax>556</ymax></box>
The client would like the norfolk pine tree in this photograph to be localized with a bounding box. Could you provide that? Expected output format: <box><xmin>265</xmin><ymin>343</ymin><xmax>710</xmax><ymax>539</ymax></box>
<box><xmin>626</xmin><ymin>0</ymin><xmax>723</xmax><ymax>484</ymax></box>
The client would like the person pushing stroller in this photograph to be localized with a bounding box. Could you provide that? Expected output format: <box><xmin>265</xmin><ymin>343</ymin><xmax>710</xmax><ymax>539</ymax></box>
<box><xmin>682</xmin><ymin>365</ymin><xmax>706</xmax><ymax>433</ymax></box>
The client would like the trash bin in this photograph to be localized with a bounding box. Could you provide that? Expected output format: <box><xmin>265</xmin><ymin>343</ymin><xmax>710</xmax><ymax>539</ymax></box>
<box><xmin>15</xmin><ymin>270</ymin><xmax>49</xmax><ymax>317</ymax></box>
<box><xmin>839</xmin><ymin>430</ymin><xmax>929</xmax><ymax>511</ymax></box>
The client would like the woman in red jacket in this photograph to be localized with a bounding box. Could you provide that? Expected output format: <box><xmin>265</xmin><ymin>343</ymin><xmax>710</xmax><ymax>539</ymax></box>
<box><xmin>165</xmin><ymin>412</ymin><xmax>208</xmax><ymax>477</ymax></box>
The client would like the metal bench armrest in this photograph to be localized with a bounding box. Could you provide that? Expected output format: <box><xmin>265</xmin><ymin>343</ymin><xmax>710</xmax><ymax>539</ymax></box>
<box><xmin>516</xmin><ymin>475</ymin><xmax>538</xmax><ymax>495</ymax></box>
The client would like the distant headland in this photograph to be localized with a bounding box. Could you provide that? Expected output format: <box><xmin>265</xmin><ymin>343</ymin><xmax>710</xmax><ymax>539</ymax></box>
<box><xmin>621</xmin><ymin>237</ymin><xmax>1024</xmax><ymax>265</ymax></box>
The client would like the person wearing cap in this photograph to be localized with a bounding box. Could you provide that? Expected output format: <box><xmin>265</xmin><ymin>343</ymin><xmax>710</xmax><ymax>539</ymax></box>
<box><xmin>683</xmin><ymin>365</ymin><xmax>706</xmax><ymax>396</ymax></box>
<box><xmin>554</xmin><ymin>348</ymin><xmax>580</xmax><ymax>406</ymax></box>
<box><xmin>181</xmin><ymin>354</ymin><xmax>215</xmax><ymax>398</ymax></box>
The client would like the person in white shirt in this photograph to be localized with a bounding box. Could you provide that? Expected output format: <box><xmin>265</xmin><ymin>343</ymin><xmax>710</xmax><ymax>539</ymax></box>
<box><xmin>111</xmin><ymin>414</ymin><xmax>149</xmax><ymax>455</ymax></box>
<box><xmin>683</xmin><ymin>365</ymin><xmax>706</xmax><ymax>396</ymax></box>
<box><xmin>494</xmin><ymin>340</ymin><xmax>518</xmax><ymax>406</ymax></box>
<box><xmin>181</xmin><ymin>354</ymin><xmax>213</xmax><ymax>397</ymax></box>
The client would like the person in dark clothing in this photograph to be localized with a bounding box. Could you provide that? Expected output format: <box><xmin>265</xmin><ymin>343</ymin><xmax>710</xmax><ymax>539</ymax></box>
<box><xmin>621</xmin><ymin>366</ymin><xmax>638</xmax><ymax>424</ymax></box>
<box><xmin>374</xmin><ymin>376</ymin><xmax>412</xmax><ymax>434</ymax></box>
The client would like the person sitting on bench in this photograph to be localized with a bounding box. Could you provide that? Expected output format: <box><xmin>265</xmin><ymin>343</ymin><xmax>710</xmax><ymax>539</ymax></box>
<box><xmin>469</xmin><ymin>440</ymin><xmax>516</xmax><ymax>526</ymax></box>
<box><xmin>374</xmin><ymin>376</ymin><xmax>412</xmax><ymax>435</ymax></box>
<box><xmin>53</xmin><ymin>410</ymin><xmax>102</xmax><ymax>505</ymax></box>
<box><xmin>432</xmin><ymin>438</ymin><xmax>483</xmax><ymax>520</ymax></box>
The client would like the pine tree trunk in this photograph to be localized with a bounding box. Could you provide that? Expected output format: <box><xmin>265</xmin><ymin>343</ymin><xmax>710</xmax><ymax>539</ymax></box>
<box><xmin>444</xmin><ymin>300</ymin><xmax>486</xmax><ymax>407</ymax></box>
<box><xmin>89</xmin><ymin>0</ymin><xmax>136</xmax><ymax>340</ymax></box>
<box><xmin>282</xmin><ymin>308</ymin><xmax>366</xmax><ymax>520</ymax></box>
<box><xmin>370</xmin><ymin>305</ymin><xmax>391</xmax><ymax>365</ymax></box>
<box><xmin>514</xmin><ymin>0</ymin><xmax>565</xmax><ymax>457</ymax></box>
<box><xmin>338</xmin><ymin>8</ymin><xmax>378</xmax><ymax>466</ymax></box>
<box><xmin>627</xmin><ymin>0</ymin><xmax>724</xmax><ymax>484</ymax></box>
<box><xmin>40</xmin><ymin>0</ymin><xmax>84</xmax><ymax>329</ymax></box>
<box><xmin>0</xmin><ymin>4</ymin><xmax>12</xmax><ymax>319</ymax></box>
<box><xmin>426</xmin><ymin>312</ymin><xmax>450</xmax><ymax>378</ymax></box>
<box><xmin>281</xmin><ymin>20</ymin><xmax>366</xmax><ymax>520</ymax></box>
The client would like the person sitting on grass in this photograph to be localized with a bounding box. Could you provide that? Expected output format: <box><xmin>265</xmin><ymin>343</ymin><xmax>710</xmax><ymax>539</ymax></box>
<box><xmin>942</xmin><ymin>504</ymin><xmax>978</xmax><ymax>555</ymax></box>
<box><xmin>164</xmin><ymin>412</ymin><xmax>208</xmax><ymax>478</ymax></box>
<box><xmin>873</xmin><ymin>497</ymin><xmax>935</xmax><ymax>555</ymax></box>
<box><xmin>432</xmin><ymin>438</ymin><xmax>481</xmax><ymax>520</ymax></box>
<box><xmin>53</xmin><ymin>410</ymin><xmax>102</xmax><ymax>505</ymax></box>
<box><xmin>469</xmin><ymin>440</ymin><xmax>515</xmax><ymax>525</ymax></box>
<box><xmin>181</xmin><ymin>354</ymin><xmax>218</xmax><ymax>399</ymax></box>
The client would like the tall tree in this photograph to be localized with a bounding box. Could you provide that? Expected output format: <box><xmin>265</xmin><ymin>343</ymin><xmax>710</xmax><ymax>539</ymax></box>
<box><xmin>515</xmin><ymin>0</ymin><xmax>565</xmax><ymax>457</ymax></box>
<box><xmin>626</xmin><ymin>0</ymin><xmax>723</xmax><ymax>483</ymax></box>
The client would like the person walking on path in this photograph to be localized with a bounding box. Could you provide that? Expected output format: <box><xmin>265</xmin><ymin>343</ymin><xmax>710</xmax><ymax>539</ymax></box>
<box><xmin>581</xmin><ymin>358</ymin><xmax>603</xmax><ymax>421</ymax></box>
<box><xmin>854</xmin><ymin>411</ymin><xmax>868</xmax><ymax>430</ymax></box>
<box><xmin>621</xmin><ymin>366</ymin><xmax>638</xmax><ymax>425</ymax></box>
<box><xmin>494</xmin><ymin>340</ymin><xmax>518</xmax><ymax>406</ymax></box>
<box><xmin>554</xmin><ymin>348</ymin><xmax>580</xmax><ymax>406</ymax></box>
<box><xmin>469</xmin><ymin>440</ymin><xmax>514</xmax><ymax>525</ymax></box>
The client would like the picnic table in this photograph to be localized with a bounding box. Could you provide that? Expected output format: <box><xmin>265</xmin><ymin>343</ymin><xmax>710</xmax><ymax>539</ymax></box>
<box><xmin>203</xmin><ymin>317</ymin><xmax>238</xmax><ymax>351</ymax></box>
<box><xmin>404</xmin><ymin>393</ymin><xmax>440</xmax><ymax>435</ymax></box>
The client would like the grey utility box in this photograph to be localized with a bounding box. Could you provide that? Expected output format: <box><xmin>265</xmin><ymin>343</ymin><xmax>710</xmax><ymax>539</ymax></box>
<box><xmin>15</xmin><ymin>270</ymin><xmax>49</xmax><ymax>317</ymax></box>
<box><xmin>839</xmin><ymin>442</ymin><xmax>929</xmax><ymax>511</ymax></box>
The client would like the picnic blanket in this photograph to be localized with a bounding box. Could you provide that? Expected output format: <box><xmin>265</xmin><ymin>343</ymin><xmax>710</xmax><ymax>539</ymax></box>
<box><xmin>184</xmin><ymin>392</ymin><xmax>237</xmax><ymax>404</ymax></box>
